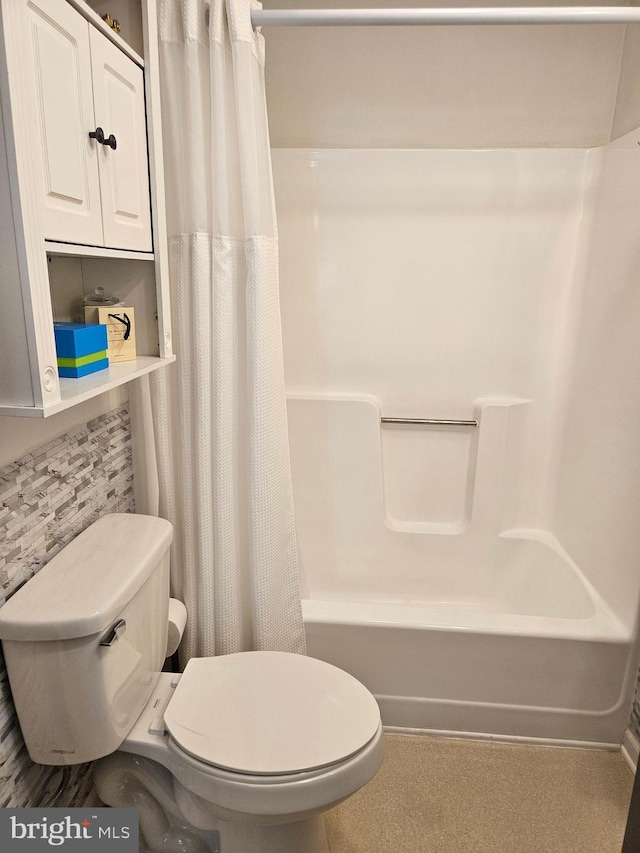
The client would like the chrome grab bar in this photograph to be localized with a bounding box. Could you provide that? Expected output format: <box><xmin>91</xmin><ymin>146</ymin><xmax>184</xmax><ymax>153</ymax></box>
<box><xmin>381</xmin><ymin>417</ymin><xmax>478</xmax><ymax>428</ymax></box>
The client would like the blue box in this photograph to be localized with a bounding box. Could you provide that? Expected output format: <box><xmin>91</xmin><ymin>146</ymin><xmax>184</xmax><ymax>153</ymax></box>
<box><xmin>53</xmin><ymin>322</ymin><xmax>108</xmax><ymax>359</ymax></box>
<box><xmin>57</xmin><ymin>358</ymin><xmax>109</xmax><ymax>379</ymax></box>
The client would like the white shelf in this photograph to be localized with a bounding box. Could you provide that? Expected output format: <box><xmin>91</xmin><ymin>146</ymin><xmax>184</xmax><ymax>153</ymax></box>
<box><xmin>45</xmin><ymin>242</ymin><xmax>154</xmax><ymax>261</ymax></box>
<box><xmin>0</xmin><ymin>355</ymin><xmax>175</xmax><ymax>418</ymax></box>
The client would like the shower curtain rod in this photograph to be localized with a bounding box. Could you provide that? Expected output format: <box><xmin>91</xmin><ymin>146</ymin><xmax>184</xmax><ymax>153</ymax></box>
<box><xmin>251</xmin><ymin>6</ymin><xmax>640</xmax><ymax>27</ymax></box>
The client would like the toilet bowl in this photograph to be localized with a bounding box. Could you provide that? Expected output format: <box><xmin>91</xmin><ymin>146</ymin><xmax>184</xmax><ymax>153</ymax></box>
<box><xmin>0</xmin><ymin>514</ymin><xmax>383</xmax><ymax>853</ymax></box>
<box><xmin>97</xmin><ymin>651</ymin><xmax>384</xmax><ymax>852</ymax></box>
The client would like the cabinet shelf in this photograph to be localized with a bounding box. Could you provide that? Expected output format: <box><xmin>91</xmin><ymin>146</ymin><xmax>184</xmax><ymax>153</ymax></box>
<box><xmin>46</xmin><ymin>242</ymin><xmax>154</xmax><ymax>261</ymax></box>
<box><xmin>0</xmin><ymin>355</ymin><xmax>175</xmax><ymax>418</ymax></box>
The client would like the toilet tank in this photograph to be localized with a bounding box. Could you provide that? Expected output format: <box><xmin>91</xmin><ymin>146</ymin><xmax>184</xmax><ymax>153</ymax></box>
<box><xmin>0</xmin><ymin>513</ymin><xmax>173</xmax><ymax>765</ymax></box>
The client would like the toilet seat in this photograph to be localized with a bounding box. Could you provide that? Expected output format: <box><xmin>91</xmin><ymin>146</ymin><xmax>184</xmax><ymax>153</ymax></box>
<box><xmin>163</xmin><ymin>651</ymin><xmax>381</xmax><ymax>776</ymax></box>
<box><xmin>166</xmin><ymin>722</ymin><xmax>384</xmax><ymax>786</ymax></box>
<box><xmin>119</xmin><ymin>669</ymin><xmax>385</xmax><ymax>826</ymax></box>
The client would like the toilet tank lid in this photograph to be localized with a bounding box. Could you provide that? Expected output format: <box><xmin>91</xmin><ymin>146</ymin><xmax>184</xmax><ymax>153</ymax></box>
<box><xmin>0</xmin><ymin>514</ymin><xmax>173</xmax><ymax>642</ymax></box>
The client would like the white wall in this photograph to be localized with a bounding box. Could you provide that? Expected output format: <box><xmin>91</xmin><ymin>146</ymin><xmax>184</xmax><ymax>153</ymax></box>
<box><xmin>263</xmin><ymin>0</ymin><xmax>627</xmax><ymax>148</ymax></box>
<box><xmin>0</xmin><ymin>388</ymin><xmax>127</xmax><ymax>469</ymax></box>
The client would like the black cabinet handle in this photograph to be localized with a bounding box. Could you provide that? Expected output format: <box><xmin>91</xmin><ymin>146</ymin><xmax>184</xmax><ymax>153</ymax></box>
<box><xmin>89</xmin><ymin>128</ymin><xmax>117</xmax><ymax>150</ymax></box>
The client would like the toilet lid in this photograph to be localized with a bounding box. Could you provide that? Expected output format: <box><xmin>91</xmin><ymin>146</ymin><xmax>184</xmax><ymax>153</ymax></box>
<box><xmin>164</xmin><ymin>652</ymin><xmax>381</xmax><ymax>775</ymax></box>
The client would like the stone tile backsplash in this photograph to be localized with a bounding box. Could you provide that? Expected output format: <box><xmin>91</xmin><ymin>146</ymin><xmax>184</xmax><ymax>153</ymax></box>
<box><xmin>0</xmin><ymin>404</ymin><xmax>134</xmax><ymax>807</ymax></box>
<box><xmin>630</xmin><ymin>675</ymin><xmax>640</xmax><ymax>748</ymax></box>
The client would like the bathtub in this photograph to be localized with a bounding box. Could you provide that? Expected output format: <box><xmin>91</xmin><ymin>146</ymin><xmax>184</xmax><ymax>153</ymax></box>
<box><xmin>288</xmin><ymin>396</ymin><xmax>635</xmax><ymax>745</ymax></box>
<box><xmin>302</xmin><ymin>539</ymin><xmax>634</xmax><ymax>746</ymax></box>
<box><xmin>303</xmin><ymin>589</ymin><xmax>633</xmax><ymax>746</ymax></box>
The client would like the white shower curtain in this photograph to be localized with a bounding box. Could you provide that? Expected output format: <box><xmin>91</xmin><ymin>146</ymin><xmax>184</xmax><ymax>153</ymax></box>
<box><xmin>151</xmin><ymin>0</ymin><xmax>306</xmax><ymax>659</ymax></box>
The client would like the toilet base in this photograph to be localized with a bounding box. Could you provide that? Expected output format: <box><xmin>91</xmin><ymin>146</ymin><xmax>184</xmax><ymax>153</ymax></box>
<box><xmin>94</xmin><ymin>752</ymin><xmax>330</xmax><ymax>853</ymax></box>
<box><xmin>215</xmin><ymin>815</ymin><xmax>329</xmax><ymax>853</ymax></box>
<box><xmin>94</xmin><ymin>754</ymin><xmax>218</xmax><ymax>852</ymax></box>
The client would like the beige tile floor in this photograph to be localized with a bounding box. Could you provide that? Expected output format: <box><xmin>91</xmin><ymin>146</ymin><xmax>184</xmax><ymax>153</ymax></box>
<box><xmin>325</xmin><ymin>734</ymin><xmax>634</xmax><ymax>853</ymax></box>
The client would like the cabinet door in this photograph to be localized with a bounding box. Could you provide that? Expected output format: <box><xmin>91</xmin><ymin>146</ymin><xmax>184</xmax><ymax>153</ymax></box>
<box><xmin>89</xmin><ymin>28</ymin><xmax>153</xmax><ymax>252</ymax></box>
<box><xmin>22</xmin><ymin>0</ymin><xmax>103</xmax><ymax>246</ymax></box>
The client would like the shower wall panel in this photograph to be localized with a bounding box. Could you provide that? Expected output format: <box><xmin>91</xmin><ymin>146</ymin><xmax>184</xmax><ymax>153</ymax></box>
<box><xmin>552</xmin><ymin>129</ymin><xmax>640</xmax><ymax>633</ymax></box>
<box><xmin>273</xmin><ymin>147</ymin><xmax>592</xmax><ymax>533</ymax></box>
<box><xmin>274</xmin><ymin>138</ymin><xmax>640</xmax><ymax>741</ymax></box>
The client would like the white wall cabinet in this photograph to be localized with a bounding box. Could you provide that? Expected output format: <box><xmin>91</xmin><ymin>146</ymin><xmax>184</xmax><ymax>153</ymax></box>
<box><xmin>22</xmin><ymin>0</ymin><xmax>152</xmax><ymax>251</ymax></box>
<box><xmin>0</xmin><ymin>0</ymin><xmax>173</xmax><ymax>417</ymax></box>
<box><xmin>89</xmin><ymin>26</ymin><xmax>152</xmax><ymax>252</ymax></box>
<box><xmin>25</xmin><ymin>0</ymin><xmax>103</xmax><ymax>247</ymax></box>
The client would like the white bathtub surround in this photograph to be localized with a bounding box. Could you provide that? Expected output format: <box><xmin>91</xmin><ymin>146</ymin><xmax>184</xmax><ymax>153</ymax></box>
<box><xmin>275</xmin><ymin>147</ymin><xmax>593</xmax><ymax>534</ymax></box>
<box><xmin>553</xmin><ymin>130</ymin><xmax>640</xmax><ymax>635</ymax></box>
<box><xmin>274</xmin><ymin>131</ymin><xmax>640</xmax><ymax>744</ymax></box>
<box><xmin>150</xmin><ymin>0</ymin><xmax>304</xmax><ymax>658</ymax></box>
<box><xmin>287</xmin><ymin>396</ymin><xmax>619</xmax><ymax>619</ymax></box>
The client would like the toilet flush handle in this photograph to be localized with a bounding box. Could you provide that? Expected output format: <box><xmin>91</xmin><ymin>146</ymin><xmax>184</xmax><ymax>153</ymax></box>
<box><xmin>100</xmin><ymin>619</ymin><xmax>127</xmax><ymax>647</ymax></box>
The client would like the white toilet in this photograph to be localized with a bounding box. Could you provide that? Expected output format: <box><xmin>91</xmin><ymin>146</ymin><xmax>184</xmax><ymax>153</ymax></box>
<box><xmin>0</xmin><ymin>514</ymin><xmax>383</xmax><ymax>853</ymax></box>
